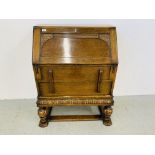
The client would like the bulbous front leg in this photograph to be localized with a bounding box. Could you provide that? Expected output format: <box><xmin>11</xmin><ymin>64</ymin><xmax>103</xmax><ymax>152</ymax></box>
<box><xmin>38</xmin><ymin>107</ymin><xmax>49</xmax><ymax>127</ymax></box>
<box><xmin>103</xmin><ymin>106</ymin><xmax>113</xmax><ymax>126</ymax></box>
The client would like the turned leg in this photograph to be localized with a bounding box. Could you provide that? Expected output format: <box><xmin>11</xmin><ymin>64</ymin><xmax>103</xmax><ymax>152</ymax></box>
<box><xmin>38</xmin><ymin>107</ymin><xmax>50</xmax><ymax>128</ymax></box>
<box><xmin>103</xmin><ymin>106</ymin><xmax>113</xmax><ymax>126</ymax></box>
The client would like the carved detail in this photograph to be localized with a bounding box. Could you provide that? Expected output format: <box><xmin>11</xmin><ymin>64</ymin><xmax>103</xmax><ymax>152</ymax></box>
<box><xmin>41</xmin><ymin>34</ymin><xmax>53</xmax><ymax>47</ymax></box>
<box><xmin>38</xmin><ymin>107</ymin><xmax>48</xmax><ymax>117</ymax></box>
<box><xmin>98</xmin><ymin>34</ymin><xmax>111</xmax><ymax>57</ymax></box>
<box><xmin>37</xmin><ymin>98</ymin><xmax>113</xmax><ymax>106</ymax></box>
<box><xmin>38</xmin><ymin>107</ymin><xmax>50</xmax><ymax>127</ymax></box>
<box><xmin>99</xmin><ymin>34</ymin><xmax>110</xmax><ymax>47</ymax></box>
<box><xmin>103</xmin><ymin>106</ymin><xmax>113</xmax><ymax>126</ymax></box>
<box><xmin>104</xmin><ymin>107</ymin><xmax>113</xmax><ymax>116</ymax></box>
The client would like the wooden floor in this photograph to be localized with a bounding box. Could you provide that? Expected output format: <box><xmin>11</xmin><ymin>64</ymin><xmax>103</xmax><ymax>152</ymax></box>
<box><xmin>0</xmin><ymin>95</ymin><xmax>155</xmax><ymax>134</ymax></box>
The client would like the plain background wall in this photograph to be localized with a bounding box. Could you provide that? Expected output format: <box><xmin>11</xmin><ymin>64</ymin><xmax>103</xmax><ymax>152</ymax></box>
<box><xmin>0</xmin><ymin>19</ymin><xmax>155</xmax><ymax>99</ymax></box>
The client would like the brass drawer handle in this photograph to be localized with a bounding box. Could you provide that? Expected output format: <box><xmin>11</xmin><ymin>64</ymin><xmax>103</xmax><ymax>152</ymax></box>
<box><xmin>97</xmin><ymin>69</ymin><xmax>103</xmax><ymax>93</ymax></box>
<box><xmin>48</xmin><ymin>69</ymin><xmax>55</xmax><ymax>93</ymax></box>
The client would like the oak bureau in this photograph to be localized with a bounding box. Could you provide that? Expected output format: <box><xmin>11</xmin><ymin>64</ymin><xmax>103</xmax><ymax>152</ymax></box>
<box><xmin>32</xmin><ymin>26</ymin><xmax>118</xmax><ymax>127</ymax></box>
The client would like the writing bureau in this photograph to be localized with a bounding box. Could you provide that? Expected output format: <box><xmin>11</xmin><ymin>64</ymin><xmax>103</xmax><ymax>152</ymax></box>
<box><xmin>32</xmin><ymin>26</ymin><xmax>118</xmax><ymax>127</ymax></box>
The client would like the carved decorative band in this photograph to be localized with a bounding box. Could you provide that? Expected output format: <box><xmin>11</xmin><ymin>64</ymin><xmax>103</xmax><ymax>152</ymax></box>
<box><xmin>37</xmin><ymin>98</ymin><xmax>113</xmax><ymax>106</ymax></box>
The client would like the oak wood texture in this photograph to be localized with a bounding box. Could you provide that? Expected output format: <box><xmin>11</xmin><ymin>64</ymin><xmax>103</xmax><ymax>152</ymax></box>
<box><xmin>32</xmin><ymin>26</ymin><xmax>118</xmax><ymax>127</ymax></box>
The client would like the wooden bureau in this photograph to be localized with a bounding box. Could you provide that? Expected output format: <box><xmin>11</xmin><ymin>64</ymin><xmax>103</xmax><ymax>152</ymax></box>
<box><xmin>32</xmin><ymin>26</ymin><xmax>118</xmax><ymax>127</ymax></box>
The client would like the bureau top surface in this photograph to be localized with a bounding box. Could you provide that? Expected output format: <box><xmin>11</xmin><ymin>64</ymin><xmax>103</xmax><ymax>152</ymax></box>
<box><xmin>32</xmin><ymin>26</ymin><xmax>118</xmax><ymax>65</ymax></box>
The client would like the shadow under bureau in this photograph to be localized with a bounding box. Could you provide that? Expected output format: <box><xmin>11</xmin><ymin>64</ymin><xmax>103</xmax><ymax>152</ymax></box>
<box><xmin>32</xmin><ymin>26</ymin><xmax>118</xmax><ymax>127</ymax></box>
